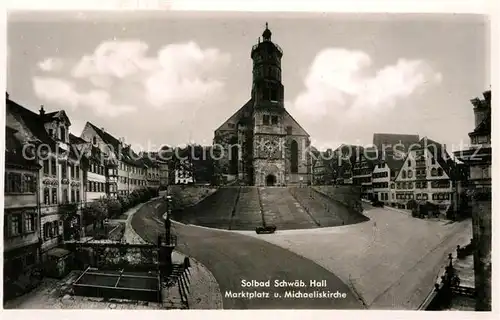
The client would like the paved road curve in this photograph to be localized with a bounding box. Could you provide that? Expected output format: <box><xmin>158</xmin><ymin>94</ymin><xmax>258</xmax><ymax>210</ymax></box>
<box><xmin>131</xmin><ymin>199</ymin><xmax>363</xmax><ymax>309</ymax></box>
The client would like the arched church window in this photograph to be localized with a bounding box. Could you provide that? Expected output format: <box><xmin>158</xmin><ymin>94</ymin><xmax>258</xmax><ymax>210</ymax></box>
<box><xmin>291</xmin><ymin>140</ymin><xmax>299</xmax><ymax>173</ymax></box>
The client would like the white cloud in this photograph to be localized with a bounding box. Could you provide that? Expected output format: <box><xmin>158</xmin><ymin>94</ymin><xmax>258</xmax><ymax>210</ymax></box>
<box><xmin>286</xmin><ymin>48</ymin><xmax>443</xmax><ymax>150</ymax></box>
<box><xmin>290</xmin><ymin>48</ymin><xmax>442</xmax><ymax>120</ymax></box>
<box><xmin>72</xmin><ymin>41</ymin><xmax>151</xmax><ymax>79</ymax></box>
<box><xmin>38</xmin><ymin>57</ymin><xmax>64</xmax><ymax>72</ymax></box>
<box><xmin>32</xmin><ymin>76</ymin><xmax>137</xmax><ymax>117</ymax></box>
<box><xmin>71</xmin><ymin>40</ymin><xmax>231</xmax><ymax>108</ymax></box>
<box><xmin>33</xmin><ymin>77</ymin><xmax>80</xmax><ymax>108</ymax></box>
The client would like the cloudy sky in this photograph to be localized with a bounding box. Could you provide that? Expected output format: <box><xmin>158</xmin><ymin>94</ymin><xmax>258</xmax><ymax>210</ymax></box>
<box><xmin>7</xmin><ymin>11</ymin><xmax>489</xmax><ymax>153</ymax></box>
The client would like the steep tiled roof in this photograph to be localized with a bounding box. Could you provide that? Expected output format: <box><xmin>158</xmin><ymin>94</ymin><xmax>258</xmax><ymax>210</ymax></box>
<box><xmin>86</xmin><ymin>122</ymin><xmax>121</xmax><ymax>152</ymax></box>
<box><xmin>86</xmin><ymin>121</ymin><xmax>146</xmax><ymax>167</ymax></box>
<box><xmin>214</xmin><ymin>99</ymin><xmax>253</xmax><ymax>132</ymax></box>
<box><xmin>6</xmin><ymin>97</ymin><xmax>56</xmax><ymax>149</ymax></box>
<box><xmin>41</xmin><ymin>111</ymin><xmax>58</xmax><ymax>121</ymax></box>
<box><xmin>141</xmin><ymin>155</ymin><xmax>159</xmax><ymax>168</ymax></box>
<box><xmin>373</xmin><ymin>133</ymin><xmax>420</xmax><ymax>152</ymax></box>
<box><xmin>5</xmin><ymin>127</ymin><xmax>41</xmax><ymax>169</ymax></box>
<box><xmin>69</xmin><ymin>133</ymin><xmax>87</xmax><ymax>144</ymax></box>
<box><xmin>121</xmin><ymin>145</ymin><xmax>146</xmax><ymax>167</ymax></box>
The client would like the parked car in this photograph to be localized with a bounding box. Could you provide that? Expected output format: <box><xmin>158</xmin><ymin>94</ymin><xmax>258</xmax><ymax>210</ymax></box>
<box><xmin>256</xmin><ymin>225</ymin><xmax>277</xmax><ymax>234</ymax></box>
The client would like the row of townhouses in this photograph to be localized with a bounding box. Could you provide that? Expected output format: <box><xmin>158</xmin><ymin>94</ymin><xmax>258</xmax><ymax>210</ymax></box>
<box><xmin>4</xmin><ymin>94</ymin><xmax>169</xmax><ymax>297</ymax></box>
<box><xmin>312</xmin><ymin>89</ymin><xmax>492</xmax><ymax>216</ymax></box>
<box><xmin>313</xmin><ymin>135</ymin><xmax>467</xmax><ymax>215</ymax></box>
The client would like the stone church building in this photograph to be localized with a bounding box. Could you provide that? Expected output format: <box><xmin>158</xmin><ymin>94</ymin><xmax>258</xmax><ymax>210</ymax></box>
<box><xmin>214</xmin><ymin>24</ymin><xmax>311</xmax><ymax>186</ymax></box>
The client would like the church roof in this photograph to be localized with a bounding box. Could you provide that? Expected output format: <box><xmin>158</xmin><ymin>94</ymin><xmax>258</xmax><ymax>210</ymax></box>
<box><xmin>214</xmin><ymin>99</ymin><xmax>254</xmax><ymax>133</ymax></box>
<box><xmin>284</xmin><ymin>109</ymin><xmax>310</xmax><ymax>137</ymax></box>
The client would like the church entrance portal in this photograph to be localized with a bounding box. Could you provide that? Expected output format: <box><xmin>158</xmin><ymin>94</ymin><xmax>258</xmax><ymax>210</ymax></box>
<box><xmin>266</xmin><ymin>174</ymin><xmax>276</xmax><ymax>186</ymax></box>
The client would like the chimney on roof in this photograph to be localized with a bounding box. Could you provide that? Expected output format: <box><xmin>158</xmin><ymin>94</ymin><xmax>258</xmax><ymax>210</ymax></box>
<box><xmin>39</xmin><ymin>105</ymin><xmax>45</xmax><ymax>117</ymax></box>
<box><xmin>101</xmin><ymin>127</ymin><xmax>105</xmax><ymax>132</ymax></box>
<box><xmin>119</xmin><ymin>137</ymin><xmax>125</xmax><ymax>145</ymax></box>
<box><xmin>6</xmin><ymin>92</ymin><xmax>9</xmax><ymax>100</ymax></box>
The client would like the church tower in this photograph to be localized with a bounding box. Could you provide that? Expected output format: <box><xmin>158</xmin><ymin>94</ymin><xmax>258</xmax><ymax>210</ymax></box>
<box><xmin>251</xmin><ymin>23</ymin><xmax>287</xmax><ymax>186</ymax></box>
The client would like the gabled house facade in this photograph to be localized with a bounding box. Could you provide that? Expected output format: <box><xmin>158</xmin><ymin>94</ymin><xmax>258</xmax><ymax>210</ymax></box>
<box><xmin>352</xmin><ymin>147</ymin><xmax>378</xmax><ymax>200</ymax></box>
<box><xmin>332</xmin><ymin>144</ymin><xmax>360</xmax><ymax>185</ymax></box>
<box><xmin>394</xmin><ymin>137</ymin><xmax>456</xmax><ymax>214</ymax></box>
<box><xmin>80</xmin><ymin>122</ymin><xmax>146</xmax><ymax>197</ymax></box>
<box><xmin>372</xmin><ymin>152</ymin><xmax>405</xmax><ymax>204</ymax></box>
<box><xmin>141</xmin><ymin>152</ymin><xmax>161</xmax><ymax>189</ymax></box>
<box><xmin>4</xmin><ymin>126</ymin><xmax>42</xmax><ymax>300</ymax></box>
<box><xmin>6</xmin><ymin>96</ymin><xmax>86</xmax><ymax>265</ymax></box>
<box><xmin>312</xmin><ymin>154</ymin><xmax>326</xmax><ymax>185</ymax></box>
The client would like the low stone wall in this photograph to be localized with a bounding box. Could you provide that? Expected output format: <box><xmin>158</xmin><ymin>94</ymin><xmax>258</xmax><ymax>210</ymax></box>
<box><xmin>312</xmin><ymin>185</ymin><xmax>363</xmax><ymax>213</ymax></box>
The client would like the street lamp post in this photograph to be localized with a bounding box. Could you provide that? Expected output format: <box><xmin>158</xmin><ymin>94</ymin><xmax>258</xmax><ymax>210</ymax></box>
<box><xmin>160</xmin><ymin>195</ymin><xmax>174</xmax><ymax>277</ymax></box>
<box><xmin>163</xmin><ymin>195</ymin><xmax>172</xmax><ymax>244</ymax></box>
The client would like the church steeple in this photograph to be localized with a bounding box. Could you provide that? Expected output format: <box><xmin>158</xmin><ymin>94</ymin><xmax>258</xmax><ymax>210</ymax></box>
<box><xmin>250</xmin><ymin>23</ymin><xmax>284</xmax><ymax>108</ymax></box>
<box><xmin>262</xmin><ymin>22</ymin><xmax>272</xmax><ymax>41</ymax></box>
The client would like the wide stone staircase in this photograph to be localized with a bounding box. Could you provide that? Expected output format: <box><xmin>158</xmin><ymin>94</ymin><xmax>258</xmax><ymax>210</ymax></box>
<box><xmin>230</xmin><ymin>187</ymin><xmax>264</xmax><ymax>230</ymax></box>
<box><xmin>175</xmin><ymin>186</ymin><xmax>367</xmax><ymax>231</ymax></box>
<box><xmin>259</xmin><ymin>187</ymin><xmax>318</xmax><ymax>230</ymax></box>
